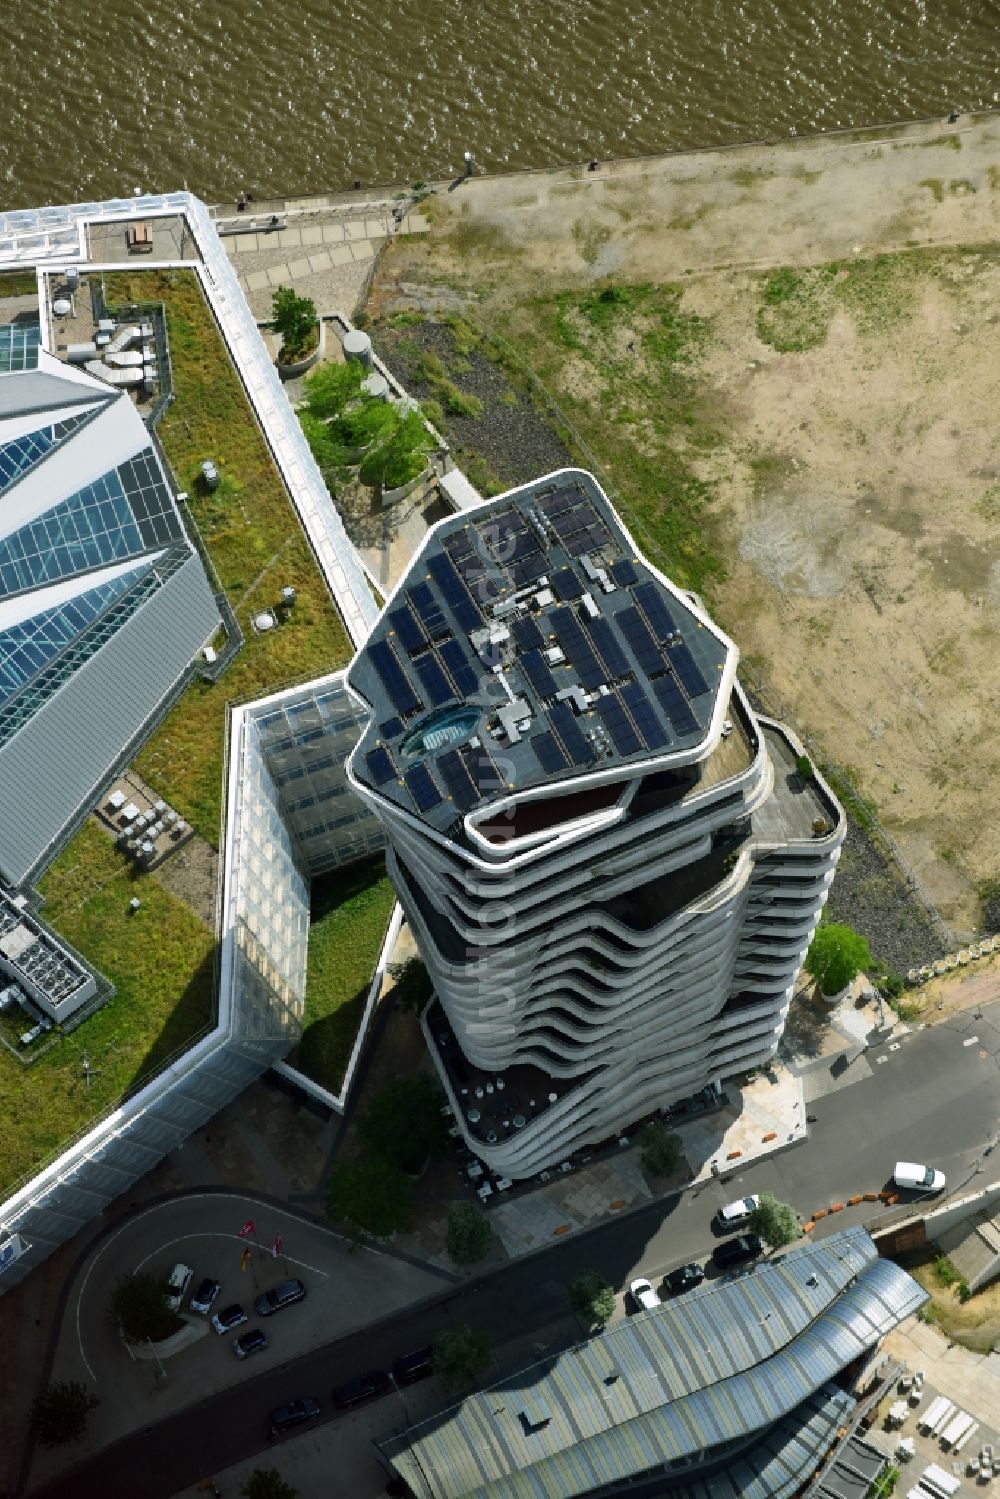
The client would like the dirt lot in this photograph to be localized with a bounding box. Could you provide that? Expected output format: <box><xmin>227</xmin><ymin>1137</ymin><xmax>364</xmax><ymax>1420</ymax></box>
<box><xmin>380</xmin><ymin>114</ymin><xmax>1000</xmax><ymax>933</ymax></box>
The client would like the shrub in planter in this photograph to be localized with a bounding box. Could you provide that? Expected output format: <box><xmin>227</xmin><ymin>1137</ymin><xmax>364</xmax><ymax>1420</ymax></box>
<box><xmin>303</xmin><ymin>359</ymin><xmax>364</xmax><ymax>421</ymax></box>
<box><xmin>272</xmin><ymin>286</ymin><xmax>318</xmax><ymax>361</ymax></box>
<box><xmin>330</xmin><ymin>394</ymin><xmax>396</xmax><ymax>451</ymax></box>
<box><xmin>360</xmin><ymin>408</ymin><xmax>433</xmax><ymax>490</ymax></box>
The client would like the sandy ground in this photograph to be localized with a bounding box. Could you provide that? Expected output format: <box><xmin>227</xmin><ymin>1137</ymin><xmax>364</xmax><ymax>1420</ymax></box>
<box><xmin>380</xmin><ymin>113</ymin><xmax>1000</xmax><ymax>932</ymax></box>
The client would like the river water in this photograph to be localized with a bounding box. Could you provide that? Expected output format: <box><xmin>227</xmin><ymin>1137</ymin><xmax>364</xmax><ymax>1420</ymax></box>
<box><xmin>6</xmin><ymin>1</ymin><xmax>1000</xmax><ymax>209</ymax></box>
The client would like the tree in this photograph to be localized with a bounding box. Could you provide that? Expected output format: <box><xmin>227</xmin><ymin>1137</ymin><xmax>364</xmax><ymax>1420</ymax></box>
<box><xmin>446</xmin><ymin>1201</ymin><xmax>493</xmax><ymax>1266</ymax></box>
<box><xmin>804</xmin><ymin>922</ymin><xmax>872</xmax><ymax>997</ymax></box>
<box><xmin>302</xmin><ymin>358</ymin><xmax>364</xmax><ymax>420</ymax></box>
<box><xmin>638</xmin><ymin>1120</ymin><xmax>683</xmax><ymax>1178</ymax></box>
<box><xmin>359</xmin><ymin>408</ymin><xmax>433</xmax><ymax>489</ymax></box>
<box><xmin>271</xmin><ymin>286</ymin><xmax>317</xmax><ymax>358</ymax></box>
<box><xmin>432</xmin><ymin>1323</ymin><xmax>494</xmax><ymax>1391</ymax></box>
<box><xmin>108</xmin><ymin>1270</ymin><xmax>175</xmax><ymax>1343</ymax></box>
<box><xmin>569</xmin><ymin>1270</ymin><xmax>615</xmax><ymax>1330</ymax></box>
<box><xmin>360</xmin><ymin>1073</ymin><xmax>448</xmax><ymax>1174</ymax></box>
<box><xmin>242</xmin><ymin>1470</ymin><xmax>298</xmax><ymax>1499</ymax></box>
<box><xmin>325</xmin><ymin>1152</ymin><xmax>412</xmax><ymax>1237</ymax></box>
<box><xmin>390</xmin><ymin>955</ymin><xmax>433</xmax><ymax>1015</ymax></box>
<box><xmin>748</xmin><ymin>1192</ymin><xmax>801</xmax><ymax>1250</ymax></box>
<box><xmin>31</xmin><ymin>1381</ymin><xmax>99</xmax><ymax>1447</ymax></box>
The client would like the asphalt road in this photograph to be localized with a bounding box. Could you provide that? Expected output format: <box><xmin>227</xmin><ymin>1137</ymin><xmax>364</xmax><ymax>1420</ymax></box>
<box><xmin>29</xmin><ymin>1001</ymin><xmax>1000</xmax><ymax>1499</ymax></box>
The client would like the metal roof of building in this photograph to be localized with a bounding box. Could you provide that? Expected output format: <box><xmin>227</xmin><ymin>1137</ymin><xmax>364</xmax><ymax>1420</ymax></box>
<box><xmin>348</xmin><ymin>469</ymin><xmax>734</xmax><ymax>834</ymax></box>
<box><xmin>0</xmin><ymin>357</ymin><xmax>219</xmax><ymax>885</ymax></box>
<box><xmin>379</xmin><ymin>1228</ymin><xmax>926</xmax><ymax>1499</ymax></box>
<box><xmin>669</xmin><ymin>1383</ymin><xmax>857</xmax><ymax>1499</ymax></box>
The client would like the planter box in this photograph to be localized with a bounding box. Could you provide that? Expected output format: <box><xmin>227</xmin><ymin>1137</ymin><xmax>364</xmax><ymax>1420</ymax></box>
<box><xmin>276</xmin><ymin>318</ymin><xmax>325</xmax><ymax>379</ymax></box>
<box><xmin>380</xmin><ymin>462</ymin><xmax>434</xmax><ymax>506</ymax></box>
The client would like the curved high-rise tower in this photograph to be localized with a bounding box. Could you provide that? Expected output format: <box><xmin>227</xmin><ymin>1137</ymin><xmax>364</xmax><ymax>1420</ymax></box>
<box><xmin>347</xmin><ymin>470</ymin><xmax>844</xmax><ymax>1178</ymax></box>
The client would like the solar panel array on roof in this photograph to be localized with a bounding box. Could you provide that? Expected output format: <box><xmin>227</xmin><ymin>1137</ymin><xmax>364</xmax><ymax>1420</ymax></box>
<box><xmin>551</xmin><ymin>565</ymin><xmax>584</xmax><ymax>601</ymax></box>
<box><xmin>654</xmin><ymin>672</ymin><xmax>699</xmax><ymax>736</ymax></box>
<box><xmin>511</xmin><ymin>613</ymin><xmax>545</xmax><ymax>653</ymax></box>
<box><xmin>388</xmin><ymin>601</ymin><xmax>424</xmax><ymax>654</ymax></box>
<box><xmin>369</xmin><ymin>639</ymin><xmax>421</xmax><ymax>718</ymax></box>
<box><xmin>521</xmin><ymin>647</ymin><xmax>559</xmax><ymax>701</ymax></box>
<box><xmin>595</xmin><ymin>691</ymin><xmax>643</xmax><ymax>756</ymax></box>
<box><xmin>437</xmin><ymin>747</ymin><xmax>478</xmax><ymax>811</ymax></box>
<box><xmin>668</xmin><ymin>638</ymin><xmax>711</xmax><ymax>698</ymax></box>
<box><xmin>584</xmin><ymin>614</ymin><xmax>630</xmax><ymax>681</ymax></box>
<box><xmin>408</xmin><ymin>582</ymin><xmax>450</xmax><ymax>641</ymax></box>
<box><xmin>532</xmin><ymin>729</ymin><xmax>569</xmax><ymax>775</ymax></box>
<box><xmin>439</xmin><ymin>637</ymin><xmax>479</xmax><ymax>697</ymax></box>
<box><xmin>635</xmin><ymin>580</ymin><xmax>678</xmax><ymax>643</ymax></box>
<box><xmin>426</xmin><ymin>551</ymin><xmax>481</xmax><ymax>631</ymax></box>
<box><xmin>617</xmin><ymin>605</ymin><xmax>663</xmax><ymax>678</ymax></box>
<box><xmin>549</xmin><ymin>700</ymin><xmax>592</xmax><ymax>766</ymax></box>
<box><xmin>379</xmin><ymin>716</ymin><xmax>403</xmax><ymax>741</ymax></box>
<box><xmin>610</xmin><ymin>558</ymin><xmax>639</xmax><ymax>588</ymax></box>
<box><xmin>622</xmin><ymin>681</ymin><xmax>670</xmax><ymax>751</ymax></box>
<box><xmin>414</xmin><ymin>653</ymin><xmax>453</xmax><ymax>707</ymax></box>
<box><xmin>464</xmin><ymin>740</ymin><xmax>504</xmax><ymax>796</ymax></box>
<box><xmin>403</xmin><ymin>762</ymin><xmax>442</xmax><ymax>812</ymax></box>
<box><xmin>365</xmin><ymin>746</ymin><xmax>396</xmax><ymax>787</ymax></box>
<box><xmin>549</xmin><ymin>605</ymin><xmax>605</xmax><ymax>691</ymax></box>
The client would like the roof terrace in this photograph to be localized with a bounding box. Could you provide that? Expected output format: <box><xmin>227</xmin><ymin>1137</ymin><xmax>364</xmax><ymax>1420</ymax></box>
<box><xmin>350</xmin><ymin>470</ymin><xmax>734</xmax><ymax>834</ymax></box>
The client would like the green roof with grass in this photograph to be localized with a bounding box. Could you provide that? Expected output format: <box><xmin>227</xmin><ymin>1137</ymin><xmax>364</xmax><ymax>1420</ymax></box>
<box><xmin>0</xmin><ymin>267</ymin><xmax>356</xmax><ymax>1203</ymax></box>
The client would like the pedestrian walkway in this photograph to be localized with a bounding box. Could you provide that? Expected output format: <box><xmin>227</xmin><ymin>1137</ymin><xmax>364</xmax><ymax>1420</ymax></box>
<box><xmin>218</xmin><ymin>200</ymin><xmax>405</xmax><ymax>318</ymax></box>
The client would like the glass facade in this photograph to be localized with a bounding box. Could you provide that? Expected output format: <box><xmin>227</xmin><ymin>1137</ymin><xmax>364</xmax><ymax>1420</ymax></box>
<box><xmin>252</xmin><ymin>680</ymin><xmax>384</xmax><ymax>875</ymax></box>
<box><xmin>0</xmin><ymin>562</ymin><xmax>151</xmax><ymax>702</ymax></box>
<box><xmin>0</xmin><ymin>411</ymin><xmax>93</xmax><ymax>496</ymax></box>
<box><xmin>0</xmin><ymin>321</ymin><xmax>40</xmax><ymax>373</ymax></box>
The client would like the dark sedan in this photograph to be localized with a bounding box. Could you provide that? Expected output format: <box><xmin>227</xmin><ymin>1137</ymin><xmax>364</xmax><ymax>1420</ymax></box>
<box><xmin>713</xmin><ymin>1233</ymin><xmax>764</xmax><ymax>1271</ymax></box>
<box><xmin>663</xmin><ymin>1262</ymin><xmax>705</xmax><ymax>1295</ymax></box>
<box><xmin>332</xmin><ymin>1370</ymin><xmax>391</xmax><ymax>1410</ymax></box>
<box><xmin>269</xmin><ymin>1397</ymin><xmax>321</xmax><ymax>1438</ymax></box>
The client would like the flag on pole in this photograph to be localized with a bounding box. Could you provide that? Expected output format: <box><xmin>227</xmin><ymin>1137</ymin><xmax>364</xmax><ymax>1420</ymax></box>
<box><xmin>271</xmin><ymin>1232</ymin><xmax>283</xmax><ymax>1258</ymax></box>
<box><xmin>240</xmin><ymin>1247</ymin><xmax>251</xmax><ymax>1272</ymax></box>
<box><xmin>238</xmin><ymin>1218</ymin><xmax>255</xmax><ymax>1239</ymax></box>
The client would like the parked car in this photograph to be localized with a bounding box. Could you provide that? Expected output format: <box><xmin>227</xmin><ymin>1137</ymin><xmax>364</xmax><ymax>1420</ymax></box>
<box><xmin>392</xmin><ymin>1347</ymin><xmax>434</xmax><ymax>1385</ymax></box>
<box><xmin>715</xmin><ymin>1193</ymin><xmax>761</xmax><ymax>1230</ymax></box>
<box><xmin>713</xmin><ymin>1233</ymin><xmax>764</xmax><ymax>1271</ymax></box>
<box><xmin>663</xmin><ymin>1263</ymin><xmax>704</xmax><ymax>1295</ymax></box>
<box><xmin>254</xmin><ymin>1279</ymin><xmax>306</xmax><ymax>1317</ymax></box>
<box><xmin>332</xmin><ymin>1370</ymin><xmax>390</xmax><ymax>1410</ymax></box>
<box><xmin>164</xmin><ymin>1262</ymin><xmax>193</xmax><ymax>1313</ymax></box>
<box><xmin>189</xmin><ymin>1277</ymin><xmax>222</xmax><ymax>1315</ymax></box>
<box><xmin>629</xmin><ymin>1277</ymin><xmax>660</xmax><ymax>1312</ymax></box>
<box><xmin>268</xmin><ymin>1397</ymin><xmax>321</xmax><ymax>1438</ymax></box>
<box><xmin>233</xmin><ymin>1329</ymin><xmax>268</xmax><ymax>1360</ymax></box>
<box><xmin>894</xmin><ymin>1161</ymin><xmax>946</xmax><ymax>1193</ymax></box>
<box><xmin>211</xmin><ymin>1303</ymin><xmax>247</xmax><ymax>1336</ymax></box>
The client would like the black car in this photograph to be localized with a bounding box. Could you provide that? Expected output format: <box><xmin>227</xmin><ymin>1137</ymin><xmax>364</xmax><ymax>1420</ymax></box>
<box><xmin>269</xmin><ymin>1396</ymin><xmax>321</xmax><ymax>1438</ymax></box>
<box><xmin>189</xmin><ymin>1277</ymin><xmax>222</xmax><ymax>1315</ymax></box>
<box><xmin>713</xmin><ymin>1233</ymin><xmax>764</xmax><ymax>1271</ymax></box>
<box><xmin>663</xmin><ymin>1262</ymin><xmax>704</xmax><ymax>1295</ymax></box>
<box><xmin>332</xmin><ymin>1370</ymin><xmax>391</xmax><ymax>1410</ymax></box>
<box><xmin>254</xmin><ymin>1278</ymin><xmax>306</xmax><ymax>1317</ymax></box>
<box><xmin>233</xmin><ymin>1328</ymin><xmax>268</xmax><ymax>1359</ymax></box>
<box><xmin>392</xmin><ymin>1346</ymin><xmax>434</xmax><ymax>1385</ymax></box>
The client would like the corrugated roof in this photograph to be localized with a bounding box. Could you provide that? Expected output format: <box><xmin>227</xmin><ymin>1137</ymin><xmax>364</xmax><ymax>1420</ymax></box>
<box><xmin>380</xmin><ymin>1229</ymin><xmax>926</xmax><ymax>1499</ymax></box>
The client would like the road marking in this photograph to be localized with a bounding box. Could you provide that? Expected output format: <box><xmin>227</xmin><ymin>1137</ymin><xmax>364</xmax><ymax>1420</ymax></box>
<box><xmin>889</xmin><ymin>1043</ymin><xmax>902</xmax><ymax>1052</ymax></box>
<box><xmin>875</xmin><ymin>1056</ymin><xmax>888</xmax><ymax>1065</ymax></box>
<box><xmin>134</xmin><ymin>1233</ymin><xmax>332</xmax><ymax>1281</ymax></box>
<box><xmin>963</xmin><ymin>1036</ymin><xmax>980</xmax><ymax>1047</ymax></box>
<box><xmin>73</xmin><ymin>1193</ymin><xmax>381</xmax><ymax>1381</ymax></box>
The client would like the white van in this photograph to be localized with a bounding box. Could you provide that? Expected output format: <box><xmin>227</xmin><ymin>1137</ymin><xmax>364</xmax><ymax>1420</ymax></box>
<box><xmin>893</xmin><ymin>1162</ymin><xmax>945</xmax><ymax>1193</ymax></box>
<box><xmin>716</xmin><ymin>1193</ymin><xmax>761</xmax><ymax>1229</ymax></box>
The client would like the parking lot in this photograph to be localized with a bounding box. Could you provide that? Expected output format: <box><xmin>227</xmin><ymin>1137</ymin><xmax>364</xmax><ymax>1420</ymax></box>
<box><xmin>26</xmin><ymin>1191</ymin><xmax>451</xmax><ymax>1493</ymax></box>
